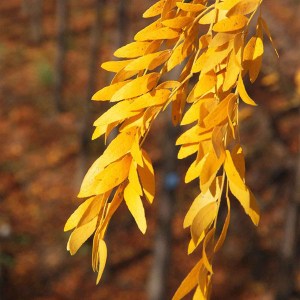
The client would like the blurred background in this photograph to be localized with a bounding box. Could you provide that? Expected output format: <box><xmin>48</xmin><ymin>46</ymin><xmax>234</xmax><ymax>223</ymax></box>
<box><xmin>0</xmin><ymin>0</ymin><xmax>299</xmax><ymax>299</ymax></box>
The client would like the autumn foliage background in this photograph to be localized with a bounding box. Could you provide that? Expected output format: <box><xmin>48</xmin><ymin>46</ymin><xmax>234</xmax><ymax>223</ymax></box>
<box><xmin>0</xmin><ymin>0</ymin><xmax>300</xmax><ymax>299</ymax></box>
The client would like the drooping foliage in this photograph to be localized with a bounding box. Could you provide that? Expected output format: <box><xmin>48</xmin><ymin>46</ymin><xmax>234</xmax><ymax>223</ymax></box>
<box><xmin>65</xmin><ymin>0</ymin><xmax>277</xmax><ymax>298</ymax></box>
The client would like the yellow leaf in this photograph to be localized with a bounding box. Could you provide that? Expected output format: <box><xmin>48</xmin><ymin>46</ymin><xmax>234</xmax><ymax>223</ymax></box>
<box><xmin>237</xmin><ymin>75</ymin><xmax>257</xmax><ymax>106</ymax></box>
<box><xmin>77</xmin><ymin>195</ymin><xmax>105</xmax><ymax>228</ymax></box>
<box><xmin>99</xmin><ymin>184</ymin><xmax>125</xmax><ymax>231</ymax></box>
<box><xmin>259</xmin><ymin>17</ymin><xmax>279</xmax><ymax>57</ymax></box>
<box><xmin>202</xmin><ymin>228</ymin><xmax>215</xmax><ymax>274</ymax></box>
<box><xmin>200</xmin><ymin>150</ymin><xmax>225</xmax><ymax>193</ymax></box>
<box><xmin>93</xmin><ymin>101</ymin><xmax>136</xmax><ymax>126</ymax></box>
<box><xmin>212</xmin><ymin>125</ymin><xmax>225</xmax><ymax>158</ymax></box>
<box><xmin>92</xmin><ymin>124</ymin><xmax>107</xmax><ymax>140</ymax></box>
<box><xmin>181</xmin><ymin>100</ymin><xmax>201</xmax><ymax>125</ymax></box>
<box><xmin>244</xmin><ymin>36</ymin><xmax>264</xmax><ymax>61</ymax></box>
<box><xmin>161</xmin><ymin>0</ymin><xmax>177</xmax><ymax>19</ymax></box>
<box><xmin>111</xmin><ymin>68</ymin><xmax>140</xmax><ymax>83</ymax></box>
<box><xmin>130</xmin><ymin>89</ymin><xmax>171</xmax><ymax>111</ymax></box>
<box><xmin>67</xmin><ymin>217</ymin><xmax>97</xmax><ymax>255</ymax></box>
<box><xmin>157</xmin><ymin>80</ymin><xmax>180</xmax><ymax>90</ymax></box>
<box><xmin>227</xmin><ymin>0</ymin><xmax>259</xmax><ymax>17</ymax></box>
<box><xmin>172</xmin><ymin>85</ymin><xmax>187</xmax><ymax>125</ymax></box>
<box><xmin>162</xmin><ymin>16</ymin><xmax>193</xmax><ymax>29</ymax></box>
<box><xmin>201</xmin><ymin>43</ymin><xmax>233</xmax><ymax>74</ymax></box>
<box><xmin>137</xmin><ymin>150</ymin><xmax>155</xmax><ymax>203</ymax></box>
<box><xmin>193</xmin><ymin>287</ymin><xmax>206</xmax><ymax>300</ymax></box>
<box><xmin>135</xmin><ymin>23</ymin><xmax>180</xmax><ymax>41</ymax></box>
<box><xmin>194</xmin><ymin>72</ymin><xmax>217</xmax><ymax>98</ymax></box>
<box><xmin>199</xmin><ymin>34</ymin><xmax>212</xmax><ymax>49</ymax></box>
<box><xmin>128</xmin><ymin>161</ymin><xmax>143</xmax><ymax>196</ymax></box>
<box><xmin>199</xmin><ymin>9</ymin><xmax>217</xmax><ymax>25</ymax></box>
<box><xmin>167</xmin><ymin>43</ymin><xmax>189</xmax><ymax>72</ymax></box>
<box><xmin>243</xmin><ymin>37</ymin><xmax>264</xmax><ymax>83</ymax></box>
<box><xmin>191</xmin><ymin>202</ymin><xmax>217</xmax><ymax>244</ymax></box>
<box><xmin>217</xmin><ymin>0</ymin><xmax>241</xmax><ymax>10</ymax></box>
<box><xmin>249</xmin><ymin>55</ymin><xmax>262</xmax><ymax>83</ymax></box>
<box><xmin>78</xmin><ymin>129</ymin><xmax>136</xmax><ymax>198</ymax></box>
<box><xmin>101</xmin><ymin>59</ymin><xmax>133</xmax><ymax>73</ymax></box>
<box><xmin>134</xmin><ymin>19</ymin><xmax>162</xmax><ymax>41</ymax></box>
<box><xmin>92</xmin><ymin>80</ymin><xmax>131</xmax><ymax>101</ymax></box>
<box><xmin>185</xmin><ymin>156</ymin><xmax>207</xmax><ymax>183</ymax></box>
<box><xmin>64</xmin><ymin>196</ymin><xmax>96</xmax><ymax>231</ymax></box>
<box><xmin>99</xmin><ymin>129</ymin><xmax>138</xmax><ymax>168</ymax></box>
<box><xmin>124</xmin><ymin>182</ymin><xmax>147</xmax><ymax>234</ymax></box>
<box><xmin>178</xmin><ymin>143</ymin><xmax>198</xmax><ymax>159</ymax></box>
<box><xmin>143</xmin><ymin>0</ymin><xmax>165</xmax><ymax>18</ymax></box>
<box><xmin>214</xmin><ymin>195</ymin><xmax>230</xmax><ymax>252</ymax></box>
<box><xmin>213</xmin><ymin>15</ymin><xmax>248</xmax><ymax>33</ymax></box>
<box><xmin>224</xmin><ymin>149</ymin><xmax>246</xmax><ymax>189</ymax></box>
<box><xmin>176</xmin><ymin>2</ymin><xmax>206</xmax><ymax>12</ymax></box>
<box><xmin>176</xmin><ymin>125</ymin><xmax>212</xmax><ymax>145</ymax></box>
<box><xmin>229</xmin><ymin>181</ymin><xmax>260</xmax><ymax>225</ymax></box>
<box><xmin>96</xmin><ymin>239</ymin><xmax>107</xmax><ymax>284</ymax></box>
<box><xmin>130</xmin><ymin>135</ymin><xmax>143</xmax><ymax>166</ymax></box>
<box><xmin>111</xmin><ymin>73</ymin><xmax>160</xmax><ymax>102</ymax></box>
<box><xmin>209</xmin><ymin>33</ymin><xmax>235</xmax><ymax>48</ymax></box>
<box><xmin>124</xmin><ymin>50</ymin><xmax>171</xmax><ymax>71</ymax></box>
<box><xmin>203</xmin><ymin>94</ymin><xmax>237</xmax><ymax>129</ymax></box>
<box><xmin>95</xmin><ymin>155</ymin><xmax>132</xmax><ymax>194</ymax></box>
<box><xmin>172</xmin><ymin>260</ymin><xmax>203</xmax><ymax>300</ymax></box>
<box><xmin>223</xmin><ymin>50</ymin><xmax>240</xmax><ymax>91</ymax></box>
<box><xmin>114</xmin><ymin>41</ymin><xmax>152</xmax><ymax>58</ymax></box>
<box><xmin>192</xmin><ymin>51</ymin><xmax>208</xmax><ymax>73</ymax></box>
<box><xmin>224</xmin><ymin>149</ymin><xmax>260</xmax><ymax>225</ymax></box>
<box><xmin>184</xmin><ymin>189</ymin><xmax>217</xmax><ymax>228</ymax></box>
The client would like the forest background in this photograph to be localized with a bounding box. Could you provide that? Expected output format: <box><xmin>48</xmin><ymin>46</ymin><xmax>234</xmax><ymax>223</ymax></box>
<box><xmin>0</xmin><ymin>0</ymin><xmax>299</xmax><ymax>299</ymax></box>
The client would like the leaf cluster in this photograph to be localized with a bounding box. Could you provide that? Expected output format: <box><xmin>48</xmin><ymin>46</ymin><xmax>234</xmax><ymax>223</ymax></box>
<box><xmin>65</xmin><ymin>0</ymin><xmax>276</xmax><ymax>298</ymax></box>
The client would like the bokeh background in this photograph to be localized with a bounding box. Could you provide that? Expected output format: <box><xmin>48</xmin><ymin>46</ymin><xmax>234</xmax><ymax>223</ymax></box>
<box><xmin>0</xmin><ymin>0</ymin><xmax>299</xmax><ymax>299</ymax></box>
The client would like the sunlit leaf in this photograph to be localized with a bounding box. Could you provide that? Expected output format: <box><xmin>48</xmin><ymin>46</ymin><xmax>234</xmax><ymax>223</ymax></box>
<box><xmin>213</xmin><ymin>15</ymin><xmax>248</xmax><ymax>32</ymax></box>
<box><xmin>124</xmin><ymin>181</ymin><xmax>147</xmax><ymax>234</ymax></box>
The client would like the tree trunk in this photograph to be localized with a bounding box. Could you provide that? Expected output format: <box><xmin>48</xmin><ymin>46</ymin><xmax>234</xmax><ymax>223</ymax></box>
<box><xmin>77</xmin><ymin>0</ymin><xmax>107</xmax><ymax>183</ymax></box>
<box><xmin>54</xmin><ymin>0</ymin><xmax>68</xmax><ymax>112</ymax></box>
<box><xmin>148</xmin><ymin>119</ymin><xmax>179</xmax><ymax>300</ymax></box>
<box><xmin>22</xmin><ymin>0</ymin><xmax>43</xmax><ymax>44</ymax></box>
<box><xmin>277</xmin><ymin>134</ymin><xmax>300</xmax><ymax>300</ymax></box>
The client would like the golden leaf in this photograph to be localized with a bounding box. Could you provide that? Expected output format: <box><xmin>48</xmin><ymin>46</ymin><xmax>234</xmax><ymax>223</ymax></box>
<box><xmin>137</xmin><ymin>151</ymin><xmax>155</xmax><ymax>204</ymax></box>
<box><xmin>129</xmin><ymin>161</ymin><xmax>143</xmax><ymax>196</ymax></box>
<box><xmin>191</xmin><ymin>201</ymin><xmax>217</xmax><ymax>244</ymax></box>
<box><xmin>143</xmin><ymin>0</ymin><xmax>165</xmax><ymax>18</ymax></box>
<box><xmin>203</xmin><ymin>94</ymin><xmax>237</xmax><ymax>129</ymax></box>
<box><xmin>178</xmin><ymin>143</ymin><xmax>199</xmax><ymax>159</ymax></box>
<box><xmin>194</xmin><ymin>72</ymin><xmax>217</xmax><ymax>98</ymax></box>
<box><xmin>101</xmin><ymin>59</ymin><xmax>133</xmax><ymax>73</ymax></box>
<box><xmin>227</xmin><ymin>0</ymin><xmax>259</xmax><ymax>17</ymax></box>
<box><xmin>184</xmin><ymin>189</ymin><xmax>217</xmax><ymax>229</ymax></box>
<box><xmin>214</xmin><ymin>195</ymin><xmax>231</xmax><ymax>252</ymax></box>
<box><xmin>213</xmin><ymin>15</ymin><xmax>248</xmax><ymax>33</ymax></box>
<box><xmin>111</xmin><ymin>73</ymin><xmax>160</xmax><ymax>102</ymax></box>
<box><xmin>64</xmin><ymin>196</ymin><xmax>96</xmax><ymax>232</ymax></box>
<box><xmin>176</xmin><ymin>2</ymin><xmax>206</xmax><ymax>12</ymax></box>
<box><xmin>124</xmin><ymin>181</ymin><xmax>147</xmax><ymax>234</ymax></box>
<box><xmin>95</xmin><ymin>155</ymin><xmax>132</xmax><ymax>194</ymax></box>
<box><xmin>172</xmin><ymin>260</ymin><xmax>203</xmax><ymax>300</ymax></box>
<box><xmin>162</xmin><ymin>16</ymin><xmax>193</xmax><ymax>29</ymax></box>
<box><xmin>124</xmin><ymin>50</ymin><xmax>171</xmax><ymax>71</ymax></box>
<box><xmin>237</xmin><ymin>75</ymin><xmax>257</xmax><ymax>105</ymax></box>
<box><xmin>92</xmin><ymin>80</ymin><xmax>131</xmax><ymax>101</ymax></box>
<box><xmin>67</xmin><ymin>217</ymin><xmax>97</xmax><ymax>255</ymax></box>
<box><xmin>114</xmin><ymin>41</ymin><xmax>152</xmax><ymax>58</ymax></box>
<box><xmin>96</xmin><ymin>240</ymin><xmax>107</xmax><ymax>284</ymax></box>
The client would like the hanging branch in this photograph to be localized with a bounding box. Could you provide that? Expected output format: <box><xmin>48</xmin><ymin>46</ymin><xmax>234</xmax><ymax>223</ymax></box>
<box><xmin>65</xmin><ymin>0</ymin><xmax>277</xmax><ymax>298</ymax></box>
